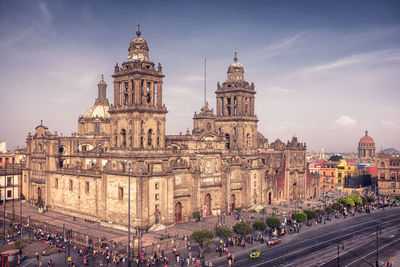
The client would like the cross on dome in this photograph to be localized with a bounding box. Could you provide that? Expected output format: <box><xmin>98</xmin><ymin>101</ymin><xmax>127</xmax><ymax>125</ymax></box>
<box><xmin>136</xmin><ymin>24</ymin><xmax>142</xmax><ymax>37</ymax></box>
<box><xmin>234</xmin><ymin>52</ymin><xmax>238</xmax><ymax>62</ymax></box>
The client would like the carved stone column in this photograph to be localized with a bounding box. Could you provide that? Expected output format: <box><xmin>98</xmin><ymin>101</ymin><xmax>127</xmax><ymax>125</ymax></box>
<box><xmin>157</xmin><ymin>82</ymin><xmax>163</xmax><ymax>107</ymax></box>
<box><xmin>114</xmin><ymin>82</ymin><xmax>120</xmax><ymax>106</ymax></box>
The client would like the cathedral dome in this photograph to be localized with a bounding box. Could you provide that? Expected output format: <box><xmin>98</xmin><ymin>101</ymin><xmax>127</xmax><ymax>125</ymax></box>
<box><xmin>226</xmin><ymin>52</ymin><xmax>245</xmax><ymax>82</ymax></box>
<box><xmin>359</xmin><ymin>130</ymin><xmax>374</xmax><ymax>144</ymax></box>
<box><xmin>83</xmin><ymin>103</ymin><xmax>110</xmax><ymax>119</ymax></box>
<box><xmin>82</xmin><ymin>75</ymin><xmax>110</xmax><ymax>119</ymax></box>
<box><xmin>127</xmin><ymin>25</ymin><xmax>150</xmax><ymax>61</ymax></box>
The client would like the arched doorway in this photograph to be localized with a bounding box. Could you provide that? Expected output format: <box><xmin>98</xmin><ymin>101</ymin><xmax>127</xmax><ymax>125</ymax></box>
<box><xmin>38</xmin><ymin>187</ymin><xmax>42</xmax><ymax>202</ymax></box>
<box><xmin>268</xmin><ymin>192</ymin><xmax>272</xmax><ymax>205</ymax></box>
<box><xmin>292</xmin><ymin>183</ymin><xmax>297</xmax><ymax>201</ymax></box>
<box><xmin>204</xmin><ymin>194</ymin><xmax>212</xmax><ymax>216</ymax></box>
<box><xmin>175</xmin><ymin>202</ymin><xmax>182</xmax><ymax>222</ymax></box>
<box><xmin>230</xmin><ymin>194</ymin><xmax>236</xmax><ymax>211</ymax></box>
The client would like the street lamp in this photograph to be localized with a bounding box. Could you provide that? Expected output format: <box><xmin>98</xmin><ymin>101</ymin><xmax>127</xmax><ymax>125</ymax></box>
<box><xmin>12</xmin><ymin>156</ymin><xmax>15</xmax><ymax>242</ymax></box>
<box><xmin>19</xmin><ymin>163</ymin><xmax>22</xmax><ymax>240</ymax></box>
<box><xmin>376</xmin><ymin>225</ymin><xmax>382</xmax><ymax>267</ymax></box>
<box><xmin>126</xmin><ymin>161</ymin><xmax>132</xmax><ymax>267</ymax></box>
<box><xmin>337</xmin><ymin>242</ymin><xmax>344</xmax><ymax>267</ymax></box>
<box><xmin>3</xmin><ymin>164</ymin><xmax>6</xmax><ymax>244</ymax></box>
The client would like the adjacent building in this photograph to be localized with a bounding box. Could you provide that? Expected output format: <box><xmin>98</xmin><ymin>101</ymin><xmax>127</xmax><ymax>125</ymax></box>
<box><xmin>320</xmin><ymin>161</ymin><xmax>338</xmax><ymax>194</ymax></box>
<box><xmin>377</xmin><ymin>153</ymin><xmax>400</xmax><ymax>196</ymax></box>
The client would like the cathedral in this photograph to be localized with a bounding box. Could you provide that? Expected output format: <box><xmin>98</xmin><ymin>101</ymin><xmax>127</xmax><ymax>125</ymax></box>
<box><xmin>22</xmin><ymin>27</ymin><xmax>319</xmax><ymax>229</ymax></box>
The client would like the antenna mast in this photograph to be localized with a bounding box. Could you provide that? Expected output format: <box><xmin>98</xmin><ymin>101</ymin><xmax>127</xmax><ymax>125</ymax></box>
<box><xmin>204</xmin><ymin>58</ymin><xmax>207</xmax><ymax>107</ymax></box>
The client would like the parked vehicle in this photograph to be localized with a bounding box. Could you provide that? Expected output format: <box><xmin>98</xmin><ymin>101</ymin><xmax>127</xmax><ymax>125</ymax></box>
<box><xmin>268</xmin><ymin>237</ymin><xmax>281</xmax><ymax>246</ymax></box>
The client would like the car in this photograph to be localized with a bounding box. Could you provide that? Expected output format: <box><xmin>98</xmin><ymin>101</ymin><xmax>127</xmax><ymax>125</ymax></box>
<box><xmin>249</xmin><ymin>249</ymin><xmax>261</xmax><ymax>259</ymax></box>
<box><xmin>268</xmin><ymin>237</ymin><xmax>281</xmax><ymax>246</ymax></box>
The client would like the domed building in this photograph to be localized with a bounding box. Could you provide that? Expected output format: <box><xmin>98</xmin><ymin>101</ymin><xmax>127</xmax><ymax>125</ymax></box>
<box><xmin>78</xmin><ymin>75</ymin><xmax>110</xmax><ymax>136</ymax></box>
<box><xmin>21</xmin><ymin>27</ymin><xmax>319</xmax><ymax>230</ymax></box>
<box><xmin>358</xmin><ymin>130</ymin><xmax>375</xmax><ymax>160</ymax></box>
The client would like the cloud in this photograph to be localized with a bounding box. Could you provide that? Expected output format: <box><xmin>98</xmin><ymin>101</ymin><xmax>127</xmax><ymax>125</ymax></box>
<box><xmin>335</xmin><ymin>115</ymin><xmax>357</xmax><ymax>126</ymax></box>
<box><xmin>38</xmin><ymin>2</ymin><xmax>53</xmax><ymax>29</ymax></box>
<box><xmin>298</xmin><ymin>49</ymin><xmax>400</xmax><ymax>75</ymax></box>
<box><xmin>245</xmin><ymin>33</ymin><xmax>303</xmax><ymax>61</ymax></box>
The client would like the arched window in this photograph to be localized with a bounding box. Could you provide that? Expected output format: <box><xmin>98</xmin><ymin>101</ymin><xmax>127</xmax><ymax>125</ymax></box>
<box><xmin>94</xmin><ymin>123</ymin><xmax>100</xmax><ymax>134</ymax></box>
<box><xmin>246</xmin><ymin>133</ymin><xmax>251</xmax><ymax>147</ymax></box>
<box><xmin>225</xmin><ymin>134</ymin><xmax>230</xmax><ymax>149</ymax></box>
<box><xmin>148</xmin><ymin>129</ymin><xmax>153</xmax><ymax>146</ymax></box>
<box><xmin>233</xmin><ymin>127</ymin><xmax>237</xmax><ymax>147</ymax></box>
<box><xmin>147</xmin><ymin>93</ymin><xmax>151</xmax><ymax>104</ymax></box>
<box><xmin>120</xmin><ymin>129</ymin><xmax>126</xmax><ymax>148</ymax></box>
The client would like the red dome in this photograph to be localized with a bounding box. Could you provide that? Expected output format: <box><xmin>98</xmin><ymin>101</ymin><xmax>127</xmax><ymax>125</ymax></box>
<box><xmin>359</xmin><ymin>130</ymin><xmax>374</xmax><ymax>144</ymax></box>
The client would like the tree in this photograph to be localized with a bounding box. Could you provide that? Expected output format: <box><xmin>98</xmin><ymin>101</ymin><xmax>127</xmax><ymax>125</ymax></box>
<box><xmin>233</xmin><ymin>222</ymin><xmax>253</xmax><ymax>236</ymax></box>
<box><xmin>348</xmin><ymin>194</ymin><xmax>362</xmax><ymax>206</ymax></box>
<box><xmin>338</xmin><ymin>196</ymin><xmax>355</xmax><ymax>207</ymax></box>
<box><xmin>192</xmin><ymin>211</ymin><xmax>201</xmax><ymax>221</ymax></box>
<box><xmin>191</xmin><ymin>229</ymin><xmax>214</xmax><ymax>258</ymax></box>
<box><xmin>328</xmin><ymin>155</ymin><xmax>343</xmax><ymax>161</ymax></box>
<box><xmin>331</xmin><ymin>202</ymin><xmax>341</xmax><ymax>210</ymax></box>
<box><xmin>253</xmin><ymin>220</ymin><xmax>267</xmax><ymax>231</ymax></box>
<box><xmin>266</xmin><ymin>216</ymin><xmax>281</xmax><ymax>229</ymax></box>
<box><xmin>215</xmin><ymin>227</ymin><xmax>233</xmax><ymax>239</ymax></box>
<box><xmin>292</xmin><ymin>212</ymin><xmax>307</xmax><ymax>223</ymax></box>
<box><xmin>315</xmin><ymin>209</ymin><xmax>325</xmax><ymax>216</ymax></box>
<box><xmin>304</xmin><ymin>210</ymin><xmax>318</xmax><ymax>220</ymax></box>
<box><xmin>360</xmin><ymin>195</ymin><xmax>368</xmax><ymax>205</ymax></box>
<box><xmin>325</xmin><ymin>205</ymin><xmax>335</xmax><ymax>214</ymax></box>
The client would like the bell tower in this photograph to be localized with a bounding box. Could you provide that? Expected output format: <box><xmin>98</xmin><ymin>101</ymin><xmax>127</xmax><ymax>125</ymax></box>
<box><xmin>109</xmin><ymin>25</ymin><xmax>167</xmax><ymax>150</ymax></box>
<box><xmin>215</xmin><ymin>53</ymin><xmax>258</xmax><ymax>149</ymax></box>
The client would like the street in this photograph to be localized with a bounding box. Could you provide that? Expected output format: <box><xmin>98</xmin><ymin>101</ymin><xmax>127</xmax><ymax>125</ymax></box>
<box><xmin>211</xmin><ymin>207</ymin><xmax>400</xmax><ymax>267</ymax></box>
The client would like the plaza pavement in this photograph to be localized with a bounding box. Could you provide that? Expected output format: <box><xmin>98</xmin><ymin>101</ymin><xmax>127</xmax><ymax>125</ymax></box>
<box><xmin>2</xmin><ymin>196</ymin><xmax>337</xmax><ymax>250</ymax></box>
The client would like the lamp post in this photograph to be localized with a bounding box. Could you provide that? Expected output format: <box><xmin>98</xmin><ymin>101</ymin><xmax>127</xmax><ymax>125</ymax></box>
<box><xmin>3</xmin><ymin>164</ymin><xmax>6</xmax><ymax>244</ymax></box>
<box><xmin>337</xmin><ymin>242</ymin><xmax>344</xmax><ymax>267</ymax></box>
<box><xmin>376</xmin><ymin>225</ymin><xmax>382</xmax><ymax>267</ymax></box>
<box><xmin>11</xmin><ymin>156</ymin><xmax>15</xmax><ymax>242</ymax></box>
<box><xmin>19</xmin><ymin>165</ymin><xmax>22</xmax><ymax>240</ymax></box>
<box><xmin>126</xmin><ymin>161</ymin><xmax>132</xmax><ymax>267</ymax></box>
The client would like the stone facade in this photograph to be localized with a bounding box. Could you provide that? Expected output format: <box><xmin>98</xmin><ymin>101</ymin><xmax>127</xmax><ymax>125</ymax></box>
<box><xmin>22</xmin><ymin>28</ymin><xmax>319</xmax><ymax>229</ymax></box>
<box><xmin>377</xmin><ymin>153</ymin><xmax>400</xmax><ymax>196</ymax></box>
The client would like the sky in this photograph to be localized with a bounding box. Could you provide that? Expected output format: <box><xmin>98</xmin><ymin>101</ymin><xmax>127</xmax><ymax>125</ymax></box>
<box><xmin>0</xmin><ymin>0</ymin><xmax>399</xmax><ymax>153</ymax></box>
